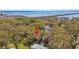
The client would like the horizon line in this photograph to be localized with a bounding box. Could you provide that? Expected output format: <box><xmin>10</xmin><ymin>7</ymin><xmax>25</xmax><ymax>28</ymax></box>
<box><xmin>0</xmin><ymin>9</ymin><xmax>79</xmax><ymax>11</ymax></box>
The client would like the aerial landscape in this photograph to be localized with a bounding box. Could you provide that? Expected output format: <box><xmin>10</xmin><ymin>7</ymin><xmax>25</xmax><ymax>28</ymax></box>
<box><xmin>0</xmin><ymin>10</ymin><xmax>79</xmax><ymax>49</ymax></box>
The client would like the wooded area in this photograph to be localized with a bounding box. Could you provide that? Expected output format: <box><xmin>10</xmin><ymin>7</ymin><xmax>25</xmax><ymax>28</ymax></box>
<box><xmin>0</xmin><ymin>16</ymin><xmax>79</xmax><ymax>49</ymax></box>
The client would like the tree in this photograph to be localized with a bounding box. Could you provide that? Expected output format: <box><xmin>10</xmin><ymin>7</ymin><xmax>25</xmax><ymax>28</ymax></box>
<box><xmin>47</xmin><ymin>26</ymin><xmax>74</xmax><ymax>49</ymax></box>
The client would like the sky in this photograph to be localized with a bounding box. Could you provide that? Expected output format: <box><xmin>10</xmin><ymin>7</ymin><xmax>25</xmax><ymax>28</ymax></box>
<box><xmin>0</xmin><ymin>0</ymin><xmax>79</xmax><ymax>10</ymax></box>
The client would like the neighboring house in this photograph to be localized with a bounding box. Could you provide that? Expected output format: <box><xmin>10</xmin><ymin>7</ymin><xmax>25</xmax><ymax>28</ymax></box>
<box><xmin>0</xmin><ymin>13</ymin><xmax>6</xmax><ymax>18</ymax></box>
<box><xmin>44</xmin><ymin>25</ymin><xmax>51</xmax><ymax>30</ymax></box>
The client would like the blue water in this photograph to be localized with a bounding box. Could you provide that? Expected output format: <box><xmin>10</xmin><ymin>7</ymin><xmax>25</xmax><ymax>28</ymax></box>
<box><xmin>0</xmin><ymin>10</ymin><xmax>79</xmax><ymax>17</ymax></box>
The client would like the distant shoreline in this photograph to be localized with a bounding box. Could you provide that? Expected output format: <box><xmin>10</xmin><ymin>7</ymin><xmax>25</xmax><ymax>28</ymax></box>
<box><xmin>0</xmin><ymin>11</ymin><xmax>79</xmax><ymax>17</ymax></box>
<box><xmin>0</xmin><ymin>11</ymin><xmax>79</xmax><ymax>19</ymax></box>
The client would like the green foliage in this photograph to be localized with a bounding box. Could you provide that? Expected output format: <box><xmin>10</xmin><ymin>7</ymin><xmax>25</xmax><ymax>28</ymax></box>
<box><xmin>0</xmin><ymin>17</ymin><xmax>79</xmax><ymax>49</ymax></box>
<box><xmin>48</xmin><ymin>26</ymin><xmax>73</xmax><ymax>48</ymax></box>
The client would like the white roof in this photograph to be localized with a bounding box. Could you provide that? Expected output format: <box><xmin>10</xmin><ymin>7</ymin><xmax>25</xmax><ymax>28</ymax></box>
<box><xmin>31</xmin><ymin>44</ymin><xmax>48</xmax><ymax>49</ymax></box>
